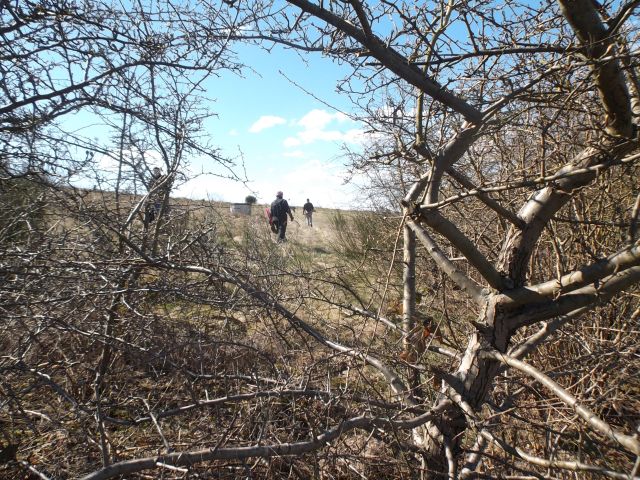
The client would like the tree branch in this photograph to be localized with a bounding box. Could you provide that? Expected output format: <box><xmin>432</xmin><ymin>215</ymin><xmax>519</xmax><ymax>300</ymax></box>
<box><xmin>506</xmin><ymin>265</ymin><xmax>640</xmax><ymax>328</ymax></box>
<box><xmin>481</xmin><ymin>350</ymin><xmax>640</xmax><ymax>456</ymax></box>
<box><xmin>479</xmin><ymin>429</ymin><xmax>639</xmax><ymax>480</ymax></box>
<box><xmin>406</xmin><ymin>123</ymin><xmax>484</xmax><ymax>215</ymax></box>
<box><xmin>498</xmin><ymin>137</ymin><xmax>637</xmax><ymax>284</ymax></box>
<box><xmin>416</xmin><ymin>209</ymin><xmax>507</xmax><ymax>291</ymax></box>
<box><xmin>506</xmin><ymin>306</ymin><xmax>591</xmax><ymax>361</ymax></box>
<box><xmin>80</xmin><ymin>406</ymin><xmax>449</xmax><ymax>480</ymax></box>
<box><xmin>497</xmin><ymin>243</ymin><xmax>640</xmax><ymax>309</ymax></box>
<box><xmin>285</xmin><ymin>0</ymin><xmax>483</xmax><ymax>122</ymax></box>
<box><xmin>420</xmin><ymin>151</ymin><xmax>640</xmax><ymax>211</ymax></box>
<box><xmin>445</xmin><ymin>166</ymin><xmax>524</xmax><ymax>229</ymax></box>
<box><xmin>407</xmin><ymin>219</ymin><xmax>487</xmax><ymax>302</ymax></box>
<box><xmin>559</xmin><ymin>0</ymin><xmax>633</xmax><ymax>137</ymax></box>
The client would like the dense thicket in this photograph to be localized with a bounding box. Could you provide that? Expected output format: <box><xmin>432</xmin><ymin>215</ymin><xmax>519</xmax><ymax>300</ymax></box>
<box><xmin>1</xmin><ymin>1</ymin><xmax>639</xmax><ymax>479</ymax></box>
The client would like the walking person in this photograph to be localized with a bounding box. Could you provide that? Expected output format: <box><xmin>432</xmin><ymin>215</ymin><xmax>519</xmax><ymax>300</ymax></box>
<box><xmin>302</xmin><ymin>198</ymin><xmax>315</xmax><ymax>227</ymax></box>
<box><xmin>270</xmin><ymin>191</ymin><xmax>294</xmax><ymax>242</ymax></box>
<box><xmin>145</xmin><ymin>167</ymin><xmax>167</xmax><ymax>225</ymax></box>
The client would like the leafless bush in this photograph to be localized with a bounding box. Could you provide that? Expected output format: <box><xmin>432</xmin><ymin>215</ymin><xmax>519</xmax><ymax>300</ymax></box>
<box><xmin>3</xmin><ymin>0</ymin><xmax>640</xmax><ymax>479</ymax></box>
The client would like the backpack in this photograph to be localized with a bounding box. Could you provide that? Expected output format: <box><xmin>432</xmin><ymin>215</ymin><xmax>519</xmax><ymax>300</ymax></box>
<box><xmin>270</xmin><ymin>198</ymin><xmax>285</xmax><ymax>219</ymax></box>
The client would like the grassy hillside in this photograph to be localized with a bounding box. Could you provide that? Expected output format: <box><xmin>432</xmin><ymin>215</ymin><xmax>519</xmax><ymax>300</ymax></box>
<box><xmin>6</xmin><ymin>185</ymin><xmax>636</xmax><ymax>480</ymax></box>
<box><xmin>2</xmin><ymin>187</ymin><xmax>422</xmax><ymax>479</ymax></box>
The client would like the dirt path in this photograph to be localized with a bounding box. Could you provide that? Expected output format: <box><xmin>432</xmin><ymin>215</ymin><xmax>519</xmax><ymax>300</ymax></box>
<box><xmin>224</xmin><ymin>204</ymin><xmax>342</xmax><ymax>252</ymax></box>
<box><xmin>283</xmin><ymin>208</ymin><xmax>339</xmax><ymax>250</ymax></box>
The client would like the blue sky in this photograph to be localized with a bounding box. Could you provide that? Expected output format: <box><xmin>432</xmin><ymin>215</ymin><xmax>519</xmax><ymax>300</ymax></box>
<box><xmin>173</xmin><ymin>42</ymin><xmax>367</xmax><ymax>209</ymax></box>
<box><xmin>66</xmin><ymin>40</ymin><xmax>367</xmax><ymax>209</ymax></box>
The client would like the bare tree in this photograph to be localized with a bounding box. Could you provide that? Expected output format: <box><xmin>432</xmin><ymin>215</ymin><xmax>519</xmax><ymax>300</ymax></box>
<box><xmin>261</xmin><ymin>0</ymin><xmax>640</xmax><ymax>478</ymax></box>
<box><xmin>3</xmin><ymin>0</ymin><xmax>640</xmax><ymax>479</ymax></box>
<box><xmin>1</xmin><ymin>1</ymin><xmax>258</xmax><ymax>478</ymax></box>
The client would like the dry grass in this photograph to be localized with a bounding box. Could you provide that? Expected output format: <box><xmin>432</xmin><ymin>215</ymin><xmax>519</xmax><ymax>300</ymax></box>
<box><xmin>2</xmin><ymin>187</ymin><xmax>638</xmax><ymax>479</ymax></box>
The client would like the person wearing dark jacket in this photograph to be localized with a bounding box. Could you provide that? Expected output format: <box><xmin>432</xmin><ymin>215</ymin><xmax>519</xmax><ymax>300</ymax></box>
<box><xmin>302</xmin><ymin>198</ymin><xmax>314</xmax><ymax>227</ymax></box>
<box><xmin>145</xmin><ymin>167</ymin><xmax>166</xmax><ymax>224</ymax></box>
<box><xmin>270</xmin><ymin>191</ymin><xmax>294</xmax><ymax>242</ymax></box>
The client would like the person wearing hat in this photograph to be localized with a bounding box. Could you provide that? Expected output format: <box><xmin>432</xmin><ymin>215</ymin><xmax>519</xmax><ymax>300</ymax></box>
<box><xmin>270</xmin><ymin>191</ymin><xmax>294</xmax><ymax>242</ymax></box>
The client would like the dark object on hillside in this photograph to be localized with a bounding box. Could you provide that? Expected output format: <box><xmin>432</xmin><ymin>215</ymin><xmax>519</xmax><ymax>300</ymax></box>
<box><xmin>145</xmin><ymin>167</ymin><xmax>173</xmax><ymax>225</ymax></box>
<box><xmin>0</xmin><ymin>443</ymin><xmax>18</xmax><ymax>464</ymax></box>
<box><xmin>303</xmin><ymin>198</ymin><xmax>315</xmax><ymax>227</ymax></box>
<box><xmin>270</xmin><ymin>191</ymin><xmax>294</xmax><ymax>242</ymax></box>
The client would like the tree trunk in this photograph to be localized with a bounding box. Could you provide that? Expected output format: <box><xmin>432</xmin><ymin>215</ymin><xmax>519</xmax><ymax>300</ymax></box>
<box><xmin>416</xmin><ymin>295</ymin><xmax>512</xmax><ymax>478</ymax></box>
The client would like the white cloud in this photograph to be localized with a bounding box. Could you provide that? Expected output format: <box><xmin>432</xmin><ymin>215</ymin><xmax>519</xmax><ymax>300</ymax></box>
<box><xmin>298</xmin><ymin>128</ymin><xmax>344</xmax><ymax>144</ymax></box>
<box><xmin>249</xmin><ymin>115</ymin><xmax>286</xmax><ymax>133</ymax></box>
<box><xmin>173</xmin><ymin>160</ymin><xmax>363</xmax><ymax>209</ymax></box>
<box><xmin>283</xmin><ymin>109</ymin><xmax>364</xmax><ymax>148</ymax></box>
<box><xmin>251</xmin><ymin>160</ymin><xmax>360</xmax><ymax>209</ymax></box>
<box><xmin>343</xmin><ymin>128</ymin><xmax>366</xmax><ymax>144</ymax></box>
<box><xmin>298</xmin><ymin>109</ymin><xmax>347</xmax><ymax>130</ymax></box>
<box><xmin>141</xmin><ymin>110</ymin><xmax>368</xmax><ymax>209</ymax></box>
<box><xmin>174</xmin><ymin>174</ymin><xmax>247</xmax><ymax>203</ymax></box>
<box><xmin>283</xmin><ymin>137</ymin><xmax>302</xmax><ymax>148</ymax></box>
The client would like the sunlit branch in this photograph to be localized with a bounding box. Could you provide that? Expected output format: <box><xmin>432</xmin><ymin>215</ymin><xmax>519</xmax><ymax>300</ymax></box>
<box><xmin>481</xmin><ymin>350</ymin><xmax>640</xmax><ymax>456</ymax></box>
<box><xmin>507</xmin><ymin>266</ymin><xmax>640</xmax><ymax>327</ymax></box>
<box><xmin>426</xmin><ymin>123</ymin><xmax>479</xmax><ymax>205</ymax></box>
<box><xmin>111</xmin><ymin>389</ymin><xmax>419</xmax><ymax>426</ymax></box>
<box><xmin>18</xmin><ymin>461</ymin><xmax>52</xmax><ymax>480</ymax></box>
<box><xmin>80</xmin><ymin>406</ymin><xmax>450</xmax><ymax>480</ymax></box>
<box><xmin>443</xmin><ymin>358</ymin><xmax>640</xmax><ymax>478</ymax></box>
<box><xmin>118</xmin><ymin>248</ymin><xmax>415</xmax><ymax>405</ymax></box>
<box><xmin>479</xmin><ymin>429</ymin><xmax>639</xmax><ymax>480</ymax></box>
<box><xmin>219</xmin><ymin>264</ymin><xmax>414</xmax><ymax>401</ymax></box>
<box><xmin>559</xmin><ymin>0</ymin><xmax>633</xmax><ymax>137</ymax></box>
<box><xmin>416</xmin><ymin>209</ymin><xmax>507</xmax><ymax>290</ymax></box>
<box><xmin>346</xmin><ymin>305</ymin><xmax>401</xmax><ymax>331</ymax></box>
<box><xmin>499</xmin><ymin>137</ymin><xmax>637</xmax><ymax>283</ymax></box>
<box><xmin>407</xmin><ymin>220</ymin><xmax>486</xmax><ymax>302</ymax></box>
<box><xmin>445</xmin><ymin>166</ymin><xmax>524</xmax><ymax>228</ymax></box>
<box><xmin>404</xmin><ymin>122</ymin><xmax>481</xmax><ymax>209</ymax></box>
<box><xmin>441</xmin><ymin>374</ymin><xmax>625</xmax><ymax>479</ymax></box>
<box><xmin>497</xmin><ymin>243</ymin><xmax>640</xmax><ymax>309</ymax></box>
<box><xmin>629</xmin><ymin>192</ymin><xmax>640</xmax><ymax>242</ymax></box>
<box><xmin>506</xmin><ymin>306</ymin><xmax>590</xmax><ymax>361</ymax></box>
<box><xmin>459</xmin><ymin>432</ymin><xmax>488</xmax><ymax>479</ymax></box>
<box><xmin>285</xmin><ymin>0</ymin><xmax>483</xmax><ymax>122</ymax></box>
<box><xmin>607</xmin><ymin>0</ymin><xmax>640</xmax><ymax>37</ymax></box>
<box><xmin>421</xmin><ymin>150</ymin><xmax>640</xmax><ymax>211</ymax></box>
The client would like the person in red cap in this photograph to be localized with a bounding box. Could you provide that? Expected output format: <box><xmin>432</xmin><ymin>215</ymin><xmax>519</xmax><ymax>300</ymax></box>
<box><xmin>270</xmin><ymin>191</ymin><xmax>294</xmax><ymax>242</ymax></box>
